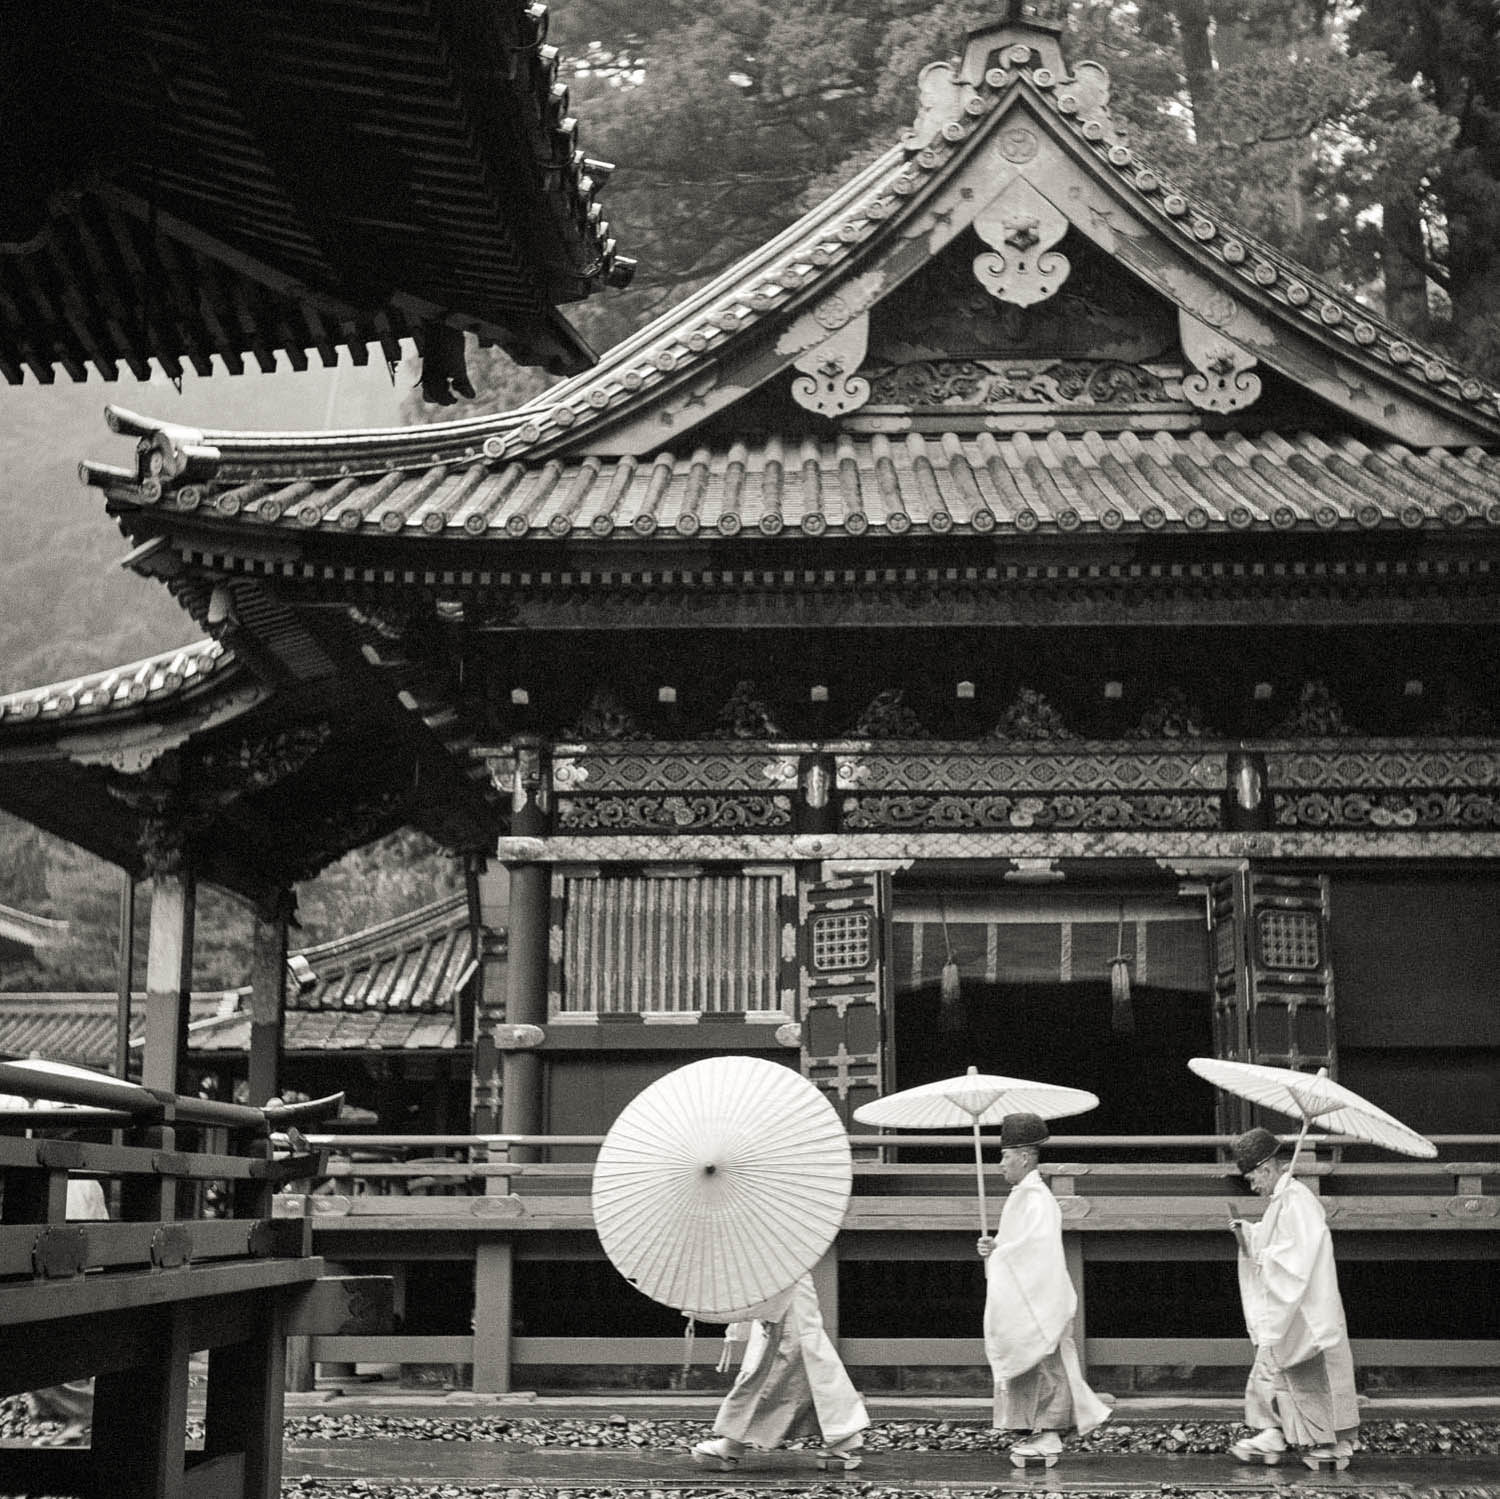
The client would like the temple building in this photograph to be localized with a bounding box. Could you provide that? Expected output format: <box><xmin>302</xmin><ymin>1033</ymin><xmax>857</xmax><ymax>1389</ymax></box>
<box><xmin>1</xmin><ymin>1</ymin><xmax>1497</xmax><ymax>1389</ymax></box>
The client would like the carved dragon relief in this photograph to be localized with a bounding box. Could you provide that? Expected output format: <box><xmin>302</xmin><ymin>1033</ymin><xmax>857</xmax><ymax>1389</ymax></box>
<box><xmin>1178</xmin><ymin>309</ymin><xmax>1262</xmax><ymax>414</ymax></box>
<box><xmin>972</xmin><ymin>178</ymin><xmax>1071</xmax><ymax>308</ymax></box>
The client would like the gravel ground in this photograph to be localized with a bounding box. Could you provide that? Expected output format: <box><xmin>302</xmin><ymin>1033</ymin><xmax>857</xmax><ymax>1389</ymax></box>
<box><xmin>4</xmin><ymin>1395</ymin><xmax>1497</xmax><ymax>1456</ymax></box>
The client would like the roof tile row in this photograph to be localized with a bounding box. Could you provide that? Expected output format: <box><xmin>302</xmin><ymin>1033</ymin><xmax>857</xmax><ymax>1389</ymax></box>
<box><xmin>145</xmin><ymin>433</ymin><xmax>1500</xmax><ymax>540</ymax></box>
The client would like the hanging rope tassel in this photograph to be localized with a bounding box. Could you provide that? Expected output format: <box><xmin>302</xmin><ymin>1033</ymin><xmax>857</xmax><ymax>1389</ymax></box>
<box><xmin>938</xmin><ymin>899</ymin><xmax>963</xmax><ymax>1032</ymax></box>
<box><xmin>681</xmin><ymin>1316</ymin><xmax>696</xmax><ymax>1383</ymax></box>
<box><xmin>1110</xmin><ymin>903</ymin><xmax>1135</xmax><ymax>1036</ymax></box>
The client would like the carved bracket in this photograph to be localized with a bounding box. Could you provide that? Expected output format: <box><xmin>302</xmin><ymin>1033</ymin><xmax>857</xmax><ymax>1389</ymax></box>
<box><xmin>973</xmin><ymin>178</ymin><xmax>1071</xmax><ymax>308</ymax></box>
<box><xmin>1179</xmin><ymin>310</ymin><xmax>1261</xmax><ymax>413</ymax></box>
<box><xmin>790</xmin><ymin>312</ymin><xmax>871</xmax><ymax>418</ymax></box>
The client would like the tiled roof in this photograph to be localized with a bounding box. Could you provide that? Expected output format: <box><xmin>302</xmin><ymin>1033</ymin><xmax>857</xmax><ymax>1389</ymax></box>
<box><xmin>0</xmin><ymin>905</ymin><xmax>69</xmax><ymax>953</ymax></box>
<box><xmin>3</xmin><ymin>2</ymin><xmax>629</xmax><ymax>385</ymax></box>
<box><xmin>0</xmin><ymin>640</ymin><xmax>234</xmax><ymax>727</ymax></box>
<box><xmin>95</xmin><ymin>432</ymin><xmax>1500</xmax><ymax>542</ymax></box>
<box><xmin>282</xmin><ymin>894</ymin><xmax>473</xmax><ymax>1014</ymax></box>
<box><xmin>82</xmin><ymin>31</ymin><xmax>1499</xmax><ymax>497</ymax></box>
<box><xmin>0</xmin><ymin>895</ymin><xmax>479</xmax><ymax>1065</ymax></box>
<box><xmin>191</xmin><ymin>1008</ymin><xmax>458</xmax><ymax>1054</ymax></box>
<box><xmin>0</xmin><ymin>994</ymin><xmax>118</xmax><ymax>1068</ymax></box>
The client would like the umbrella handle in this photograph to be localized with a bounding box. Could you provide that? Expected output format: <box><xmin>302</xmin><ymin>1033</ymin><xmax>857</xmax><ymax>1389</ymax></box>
<box><xmin>972</xmin><ymin>1119</ymin><xmax>989</xmax><ymax>1239</ymax></box>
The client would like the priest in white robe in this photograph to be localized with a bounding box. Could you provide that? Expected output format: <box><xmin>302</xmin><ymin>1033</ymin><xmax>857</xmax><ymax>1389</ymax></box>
<box><xmin>978</xmin><ymin>1113</ymin><xmax>1110</xmax><ymax>1465</ymax></box>
<box><xmin>1229</xmin><ymin>1126</ymin><xmax>1360</xmax><ymax>1469</ymax></box>
<box><xmin>692</xmin><ymin>1272</ymin><xmax>869</xmax><ymax>1471</ymax></box>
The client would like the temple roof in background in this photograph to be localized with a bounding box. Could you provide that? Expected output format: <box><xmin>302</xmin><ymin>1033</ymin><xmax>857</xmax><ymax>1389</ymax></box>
<box><xmin>0</xmin><ymin>894</ymin><xmax>484</xmax><ymax>1066</ymax></box>
<box><xmin>1</xmin><ymin>1</ymin><xmax>632</xmax><ymax>386</ymax></box>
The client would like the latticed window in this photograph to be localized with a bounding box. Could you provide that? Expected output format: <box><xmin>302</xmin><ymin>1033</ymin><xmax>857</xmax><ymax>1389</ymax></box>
<box><xmin>1257</xmin><ymin>909</ymin><xmax>1321</xmax><ymax>971</ymax></box>
<box><xmin>557</xmin><ymin>873</ymin><xmax>784</xmax><ymax>1014</ymax></box>
<box><xmin>811</xmin><ymin>911</ymin><xmax>873</xmax><ymax>972</ymax></box>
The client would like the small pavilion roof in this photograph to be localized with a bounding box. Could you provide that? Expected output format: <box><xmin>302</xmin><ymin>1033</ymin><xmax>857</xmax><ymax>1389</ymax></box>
<box><xmin>2</xmin><ymin>1</ymin><xmax>631</xmax><ymax>385</ymax></box>
<box><xmin>0</xmin><ymin>905</ymin><xmax>69</xmax><ymax>961</ymax></box>
<box><xmin>0</xmin><ymin>640</ymin><xmax>238</xmax><ymax>728</ymax></box>
<box><xmin>0</xmin><ymin>635</ymin><xmax>498</xmax><ymax>902</ymax></box>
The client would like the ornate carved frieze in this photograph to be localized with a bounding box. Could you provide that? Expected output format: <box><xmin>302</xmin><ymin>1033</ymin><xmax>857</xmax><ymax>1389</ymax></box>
<box><xmin>842</xmin><ymin>792</ymin><xmax>1221</xmax><ymax>831</ymax></box>
<box><xmin>790</xmin><ymin>310</ymin><xmax>872</xmax><ymax>418</ymax></box>
<box><xmin>848</xmin><ymin>689</ymin><xmax>931</xmax><ymax>740</ymax></box>
<box><xmin>836</xmin><ymin>749</ymin><xmax>1224</xmax><ymax>794</ymax></box>
<box><xmin>1271</xmin><ymin>681</ymin><xmax>1355</xmax><ymax>737</ymax></box>
<box><xmin>712</xmin><ymin>681</ymin><xmax>783</xmax><ymax>740</ymax></box>
<box><xmin>560</xmin><ymin>689</ymin><xmax>649</xmax><ymax>743</ymax></box>
<box><xmin>988</xmin><ymin>687</ymin><xmax>1075</xmax><ymax>741</ymax></box>
<box><xmin>1179</xmin><ymin>309</ymin><xmax>1261</xmax><ymax>414</ymax></box>
<box><xmin>1264</xmin><ymin>745</ymin><xmax>1500</xmax><ymax>789</ymax></box>
<box><xmin>1127</xmin><ymin>688</ymin><xmax>1218</xmax><ymax>741</ymax></box>
<box><xmin>556</xmin><ymin>794</ymin><xmax>793</xmax><ymax>833</ymax></box>
<box><xmin>196</xmin><ymin>723</ymin><xmax>333</xmax><ymax>794</ymax></box>
<box><xmin>505</xmin><ymin>830</ymin><xmax>1500</xmax><ymax>865</ymax></box>
<box><xmin>1275</xmin><ymin>791</ymin><xmax>1500</xmax><ymax>831</ymax></box>
<box><xmin>973</xmin><ymin>178</ymin><xmax>1071</xmax><ymax>308</ymax></box>
<box><xmin>552</xmin><ymin>750</ymin><xmax>799</xmax><ymax>793</ymax></box>
<box><xmin>862</xmin><ymin>357</ymin><xmax>1181</xmax><ymax>410</ymax></box>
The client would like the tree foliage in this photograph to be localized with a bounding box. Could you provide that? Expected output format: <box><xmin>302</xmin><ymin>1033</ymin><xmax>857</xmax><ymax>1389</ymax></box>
<box><xmin>421</xmin><ymin>0</ymin><xmax>1495</xmax><ymax>419</ymax></box>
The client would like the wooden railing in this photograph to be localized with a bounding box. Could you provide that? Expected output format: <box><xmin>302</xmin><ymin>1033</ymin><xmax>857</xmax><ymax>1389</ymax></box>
<box><xmin>273</xmin><ymin>1132</ymin><xmax>1500</xmax><ymax>1392</ymax></box>
<box><xmin>0</xmin><ymin>1063</ymin><xmax>390</xmax><ymax>1499</ymax></box>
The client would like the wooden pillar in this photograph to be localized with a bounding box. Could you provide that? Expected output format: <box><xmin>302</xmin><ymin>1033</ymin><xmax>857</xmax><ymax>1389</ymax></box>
<box><xmin>142</xmin><ymin>866</ymin><xmax>195</xmax><ymax>1095</ymax></box>
<box><xmin>247</xmin><ymin>890</ymin><xmax>292</xmax><ymax>1107</ymax></box>
<box><xmin>472</xmin><ymin>1239</ymin><xmax>514</xmax><ymax>1394</ymax></box>
<box><xmin>93</xmin><ymin>1303</ymin><xmax>191</xmax><ymax>1499</ymax></box>
<box><xmin>500</xmin><ymin>864</ymin><xmax>548</xmax><ymax>1158</ymax></box>
<box><xmin>471</xmin><ymin>865</ymin><xmax>510</xmax><ymax>1132</ymax></box>
<box><xmin>203</xmin><ymin>1300</ymin><xmax>288</xmax><ymax>1499</ymax></box>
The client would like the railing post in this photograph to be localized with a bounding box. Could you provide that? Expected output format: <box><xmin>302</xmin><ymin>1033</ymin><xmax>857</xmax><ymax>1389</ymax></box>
<box><xmin>204</xmin><ymin>1299</ymin><xmax>289</xmax><ymax>1499</ymax></box>
<box><xmin>93</xmin><ymin>1301</ymin><xmax>192</xmax><ymax>1499</ymax></box>
<box><xmin>472</xmin><ymin>1238</ymin><xmax>514</xmax><ymax>1394</ymax></box>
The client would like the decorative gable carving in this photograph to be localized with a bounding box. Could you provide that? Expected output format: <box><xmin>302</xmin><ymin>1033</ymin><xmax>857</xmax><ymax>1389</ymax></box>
<box><xmin>1179</xmin><ymin>310</ymin><xmax>1262</xmax><ymax>414</ymax></box>
<box><xmin>790</xmin><ymin>310</ymin><xmax>872</xmax><ymax>418</ymax></box>
<box><xmin>973</xmin><ymin>177</ymin><xmax>1071</xmax><ymax>307</ymax></box>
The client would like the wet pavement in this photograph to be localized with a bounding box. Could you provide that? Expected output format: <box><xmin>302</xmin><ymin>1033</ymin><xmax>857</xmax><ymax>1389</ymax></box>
<box><xmin>271</xmin><ymin>1395</ymin><xmax>1500</xmax><ymax>1495</ymax></box>
<box><xmin>281</xmin><ymin>1440</ymin><xmax>1500</xmax><ymax>1492</ymax></box>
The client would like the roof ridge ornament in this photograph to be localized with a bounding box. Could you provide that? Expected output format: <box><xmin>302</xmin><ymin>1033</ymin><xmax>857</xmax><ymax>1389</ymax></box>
<box><xmin>961</xmin><ymin>0</ymin><xmax>1071</xmax><ymax>83</ymax></box>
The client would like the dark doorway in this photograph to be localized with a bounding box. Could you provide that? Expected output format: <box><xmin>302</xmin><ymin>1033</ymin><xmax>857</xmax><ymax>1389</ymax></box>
<box><xmin>888</xmin><ymin>887</ymin><xmax>1216</xmax><ymax>1143</ymax></box>
<box><xmin>893</xmin><ymin>977</ymin><xmax>1214</xmax><ymax>1136</ymax></box>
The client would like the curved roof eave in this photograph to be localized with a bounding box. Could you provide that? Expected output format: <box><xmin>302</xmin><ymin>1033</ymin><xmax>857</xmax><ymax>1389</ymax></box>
<box><xmin>83</xmin><ymin>35</ymin><xmax>1500</xmax><ymax>504</ymax></box>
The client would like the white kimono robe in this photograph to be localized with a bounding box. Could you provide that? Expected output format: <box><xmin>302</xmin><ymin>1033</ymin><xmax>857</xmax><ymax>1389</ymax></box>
<box><xmin>983</xmin><ymin>1170</ymin><xmax>1109</xmax><ymax>1435</ymax></box>
<box><xmin>713</xmin><ymin>1274</ymin><xmax>868</xmax><ymax>1449</ymax></box>
<box><xmin>1237</xmin><ymin>1174</ymin><xmax>1359</xmax><ymax>1446</ymax></box>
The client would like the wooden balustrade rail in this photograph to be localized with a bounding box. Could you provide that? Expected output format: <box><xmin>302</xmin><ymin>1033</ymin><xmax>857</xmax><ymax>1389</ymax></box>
<box><xmin>269</xmin><ymin>1130</ymin><xmax>1497</xmax><ymax>1394</ymax></box>
<box><xmin>0</xmin><ymin>1065</ymin><xmax>391</xmax><ymax>1499</ymax></box>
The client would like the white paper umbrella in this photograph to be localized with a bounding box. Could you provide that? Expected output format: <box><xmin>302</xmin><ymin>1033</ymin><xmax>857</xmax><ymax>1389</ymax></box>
<box><xmin>592</xmin><ymin>1056</ymin><xmax>852</xmax><ymax>1323</ymax></box>
<box><xmin>1188</xmin><ymin>1057</ymin><xmax>1437</xmax><ymax>1168</ymax></box>
<box><xmin>852</xmin><ymin>1065</ymin><xmax>1099</xmax><ymax>1236</ymax></box>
